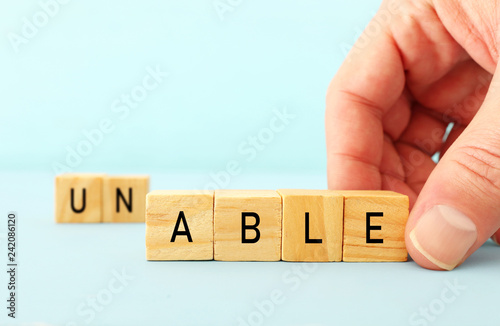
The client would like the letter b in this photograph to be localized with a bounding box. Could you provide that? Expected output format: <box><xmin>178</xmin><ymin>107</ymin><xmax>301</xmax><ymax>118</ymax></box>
<box><xmin>242</xmin><ymin>212</ymin><xmax>260</xmax><ymax>243</ymax></box>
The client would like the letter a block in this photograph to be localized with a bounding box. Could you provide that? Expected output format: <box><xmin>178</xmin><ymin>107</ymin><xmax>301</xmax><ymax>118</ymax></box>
<box><xmin>214</xmin><ymin>190</ymin><xmax>281</xmax><ymax>261</ymax></box>
<box><xmin>102</xmin><ymin>175</ymin><xmax>149</xmax><ymax>222</ymax></box>
<box><xmin>145</xmin><ymin>190</ymin><xmax>214</xmax><ymax>260</ymax></box>
<box><xmin>341</xmin><ymin>191</ymin><xmax>409</xmax><ymax>262</ymax></box>
<box><xmin>55</xmin><ymin>174</ymin><xmax>104</xmax><ymax>223</ymax></box>
<box><xmin>278</xmin><ymin>189</ymin><xmax>343</xmax><ymax>262</ymax></box>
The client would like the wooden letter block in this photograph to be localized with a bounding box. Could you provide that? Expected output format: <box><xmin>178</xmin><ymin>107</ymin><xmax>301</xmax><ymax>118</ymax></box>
<box><xmin>214</xmin><ymin>190</ymin><xmax>281</xmax><ymax>261</ymax></box>
<box><xmin>55</xmin><ymin>173</ymin><xmax>104</xmax><ymax>223</ymax></box>
<box><xmin>278</xmin><ymin>189</ymin><xmax>343</xmax><ymax>262</ymax></box>
<box><xmin>102</xmin><ymin>175</ymin><xmax>149</xmax><ymax>223</ymax></box>
<box><xmin>146</xmin><ymin>190</ymin><xmax>214</xmax><ymax>260</ymax></box>
<box><xmin>341</xmin><ymin>191</ymin><xmax>409</xmax><ymax>262</ymax></box>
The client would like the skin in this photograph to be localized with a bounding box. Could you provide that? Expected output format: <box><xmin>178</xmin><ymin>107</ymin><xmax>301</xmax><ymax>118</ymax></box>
<box><xmin>326</xmin><ymin>0</ymin><xmax>500</xmax><ymax>270</ymax></box>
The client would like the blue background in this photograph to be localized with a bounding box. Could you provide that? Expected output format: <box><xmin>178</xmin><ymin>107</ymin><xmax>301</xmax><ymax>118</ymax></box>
<box><xmin>1</xmin><ymin>0</ymin><xmax>377</xmax><ymax>178</ymax></box>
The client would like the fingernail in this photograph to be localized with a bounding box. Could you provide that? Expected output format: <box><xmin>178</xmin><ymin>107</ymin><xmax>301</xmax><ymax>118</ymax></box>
<box><xmin>492</xmin><ymin>234</ymin><xmax>500</xmax><ymax>245</ymax></box>
<box><xmin>409</xmin><ymin>205</ymin><xmax>477</xmax><ymax>270</ymax></box>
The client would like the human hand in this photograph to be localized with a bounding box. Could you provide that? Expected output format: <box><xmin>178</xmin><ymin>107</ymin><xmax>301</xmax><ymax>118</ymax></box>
<box><xmin>326</xmin><ymin>0</ymin><xmax>500</xmax><ymax>270</ymax></box>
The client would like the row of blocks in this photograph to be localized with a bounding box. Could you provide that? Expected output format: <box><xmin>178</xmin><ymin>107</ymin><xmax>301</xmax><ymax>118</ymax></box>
<box><xmin>146</xmin><ymin>189</ymin><xmax>409</xmax><ymax>262</ymax></box>
<box><xmin>55</xmin><ymin>174</ymin><xmax>150</xmax><ymax>223</ymax></box>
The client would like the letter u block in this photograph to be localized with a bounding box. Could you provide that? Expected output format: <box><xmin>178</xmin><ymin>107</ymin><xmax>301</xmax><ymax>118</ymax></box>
<box><xmin>55</xmin><ymin>173</ymin><xmax>104</xmax><ymax>223</ymax></box>
<box><xmin>214</xmin><ymin>190</ymin><xmax>281</xmax><ymax>261</ymax></box>
<box><xmin>145</xmin><ymin>190</ymin><xmax>214</xmax><ymax>260</ymax></box>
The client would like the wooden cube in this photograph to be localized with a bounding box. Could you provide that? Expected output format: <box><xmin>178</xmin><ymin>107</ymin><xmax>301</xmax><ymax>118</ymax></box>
<box><xmin>341</xmin><ymin>191</ymin><xmax>409</xmax><ymax>262</ymax></box>
<box><xmin>146</xmin><ymin>190</ymin><xmax>214</xmax><ymax>260</ymax></box>
<box><xmin>278</xmin><ymin>189</ymin><xmax>343</xmax><ymax>262</ymax></box>
<box><xmin>214</xmin><ymin>190</ymin><xmax>281</xmax><ymax>261</ymax></box>
<box><xmin>55</xmin><ymin>173</ymin><xmax>104</xmax><ymax>223</ymax></box>
<box><xmin>102</xmin><ymin>175</ymin><xmax>149</xmax><ymax>223</ymax></box>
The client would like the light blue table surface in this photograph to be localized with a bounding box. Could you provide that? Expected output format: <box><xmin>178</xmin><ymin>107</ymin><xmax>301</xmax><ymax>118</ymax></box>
<box><xmin>0</xmin><ymin>172</ymin><xmax>498</xmax><ymax>326</ymax></box>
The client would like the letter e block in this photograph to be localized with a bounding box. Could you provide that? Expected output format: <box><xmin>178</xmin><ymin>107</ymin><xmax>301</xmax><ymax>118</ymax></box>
<box><xmin>102</xmin><ymin>175</ymin><xmax>149</xmax><ymax>222</ymax></box>
<box><xmin>55</xmin><ymin>173</ymin><xmax>104</xmax><ymax>223</ymax></box>
<box><xmin>146</xmin><ymin>190</ymin><xmax>214</xmax><ymax>260</ymax></box>
<box><xmin>341</xmin><ymin>191</ymin><xmax>409</xmax><ymax>262</ymax></box>
<box><xmin>214</xmin><ymin>190</ymin><xmax>281</xmax><ymax>261</ymax></box>
<box><xmin>278</xmin><ymin>189</ymin><xmax>343</xmax><ymax>262</ymax></box>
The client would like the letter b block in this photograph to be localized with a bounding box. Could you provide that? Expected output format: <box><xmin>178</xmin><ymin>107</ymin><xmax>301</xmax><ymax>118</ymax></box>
<box><xmin>341</xmin><ymin>191</ymin><xmax>409</xmax><ymax>262</ymax></box>
<box><xmin>102</xmin><ymin>175</ymin><xmax>149</xmax><ymax>222</ymax></box>
<box><xmin>146</xmin><ymin>190</ymin><xmax>214</xmax><ymax>260</ymax></box>
<box><xmin>214</xmin><ymin>190</ymin><xmax>281</xmax><ymax>261</ymax></box>
<box><xmin>55</xmin><ymin>174</ymin><xmax>104</xmax><ymax>223</ymax></box>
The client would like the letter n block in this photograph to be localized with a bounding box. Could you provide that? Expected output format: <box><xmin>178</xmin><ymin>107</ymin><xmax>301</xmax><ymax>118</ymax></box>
<box><xmin>278</xmin><ymin>189</ymin><xmax>343</xmax><ymax>262</ymax></box>
<box><xmin>102</xmin><ymin>175</ymin><xmax>149</xmax><ymax>222</ymax></box>
<box><xmin>145</xmin><ymin>190</ymin><xmax>214</xmax><ymax>260</ymax></box>
<box><xmin>214</xmin><ymin>190</ymin><xmax>281</xmax><ymax>261</ymax></box>
<box><xmin>55</xmin><ymin>173</ymin><xmax>104</xmax><ymax>223</ymax></box>
<box><xmin>341</xmin><ymin>191</ymin><xmax>409</xmax><ymax>262</ymax></box>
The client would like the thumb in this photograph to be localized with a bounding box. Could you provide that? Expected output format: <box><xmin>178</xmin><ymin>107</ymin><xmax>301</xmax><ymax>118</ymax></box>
<box><xmin>406</xmin><ymin>68</ymin><xmax>500</xmax><ymax>271</ymax></box>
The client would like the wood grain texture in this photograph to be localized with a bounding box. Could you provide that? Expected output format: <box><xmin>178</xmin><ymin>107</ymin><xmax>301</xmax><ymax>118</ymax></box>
<box><xmin>146</xmin><ymin>190</ymin><xmax>214</xmax><ymax>260</ymax></box>
<box><xmin>214</xmin><ymin>190</ymin><xmax>281</xmax><ymax>261</ymax></box>
<box><xmin>340</xmin><ymin>190</ymin><xmax>409</xmax><ymax>262</ymax></box>
<box><xmin>102</xmin><ymin>175</ymin><xmax>149</xmax><ymax>223</ymax></box>
<box><xmin>278</xmin><ymin>189</ymin><xmax>343</xmax><ymax>262</ymax></box>
<box><xmin>55</xmin><ymin>173</ymin><xmax>104</xmax><ymax>223</ymax></box>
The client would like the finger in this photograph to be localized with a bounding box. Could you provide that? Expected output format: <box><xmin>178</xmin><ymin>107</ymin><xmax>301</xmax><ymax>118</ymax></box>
<box><xmin>440</xmin><ymin>65</ymin><xmax>491</xmax><ymax>126</ymax></box>
<box><xmin>382</xmin><ymin>90</ymin><xmax>412</xmax><ymax>141</ymax></box>
<box><xmin>411</xmin><ymin>60</ymin><xmax>491</xmax><ymax>124</ymax></box>
<box><xmin>406</xmin><ymin>65</ymin><xmax>500</xmax><ymax>270</ymax></box>
<box><xmin>492</xmin><ymin>230</ymin><xmax>500</xmax><ymax>245</ymax></box>
<box><xmin>395</xmin><ymin>142</ymin><xmax>436</xmax><ymax>197</ymax></box>
<box><xmin>326</xmin><ymin>12</ymin><xmax>405</xmax><ymax>190</ymax></box>
<box><xmin>399</xmin><ymin>106</ymin><xmax>448</xmax><ymax>156</ymax></box>
<box><xmin>379</xmin><ymin>137</ymin><xmax>418</xmax><ymax>205</ymax></box>
<box><xmin>380</xmin><ymin>136</ymin><xmax>405</xmax><ymax>181</ymax></box>
<box><xmin>395</xmin><ymin>7</ymin><xmax>492</xmax><ymax>127</ymax></box>
<box><xmin>390</xmin><ymin>2</ymin><xmax>490</xmax><ymax>123</ymax></box>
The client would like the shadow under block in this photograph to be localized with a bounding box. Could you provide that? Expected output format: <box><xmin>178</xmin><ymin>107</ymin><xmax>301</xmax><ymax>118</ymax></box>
<box><xmin>278</xmin><ymin>189</ymin><xmax>343</xmax><ymax>262</ymax></box>
<box><xmin>341</xmin><ymin>191</ymin><xmax>409</xmax><ymax>262</ymax></box>
<box><xmin>145</xmin><ymin>190</ymin><xmax>214</xmax><ymax>260</ymax></box>
<box><xmin>55</xmin><ymin>174</ymin><xmax>104</xmax><ymax>223</ymax></box>
<box><xmin>214</xmin><ymin>190</ymin><xmax>281</xmax><ymax>261</ymax></box>
<box><xmin>102</xmin><ymin>175</ymin><xmax>149</xmax><ymax>223</ymax></box>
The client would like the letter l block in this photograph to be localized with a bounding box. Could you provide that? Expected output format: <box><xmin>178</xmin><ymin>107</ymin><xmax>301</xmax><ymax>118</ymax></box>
<box><xmin>279</xmin><ymin>189</ymin><xmax>343</xmax><ymax>262</ymax></box>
